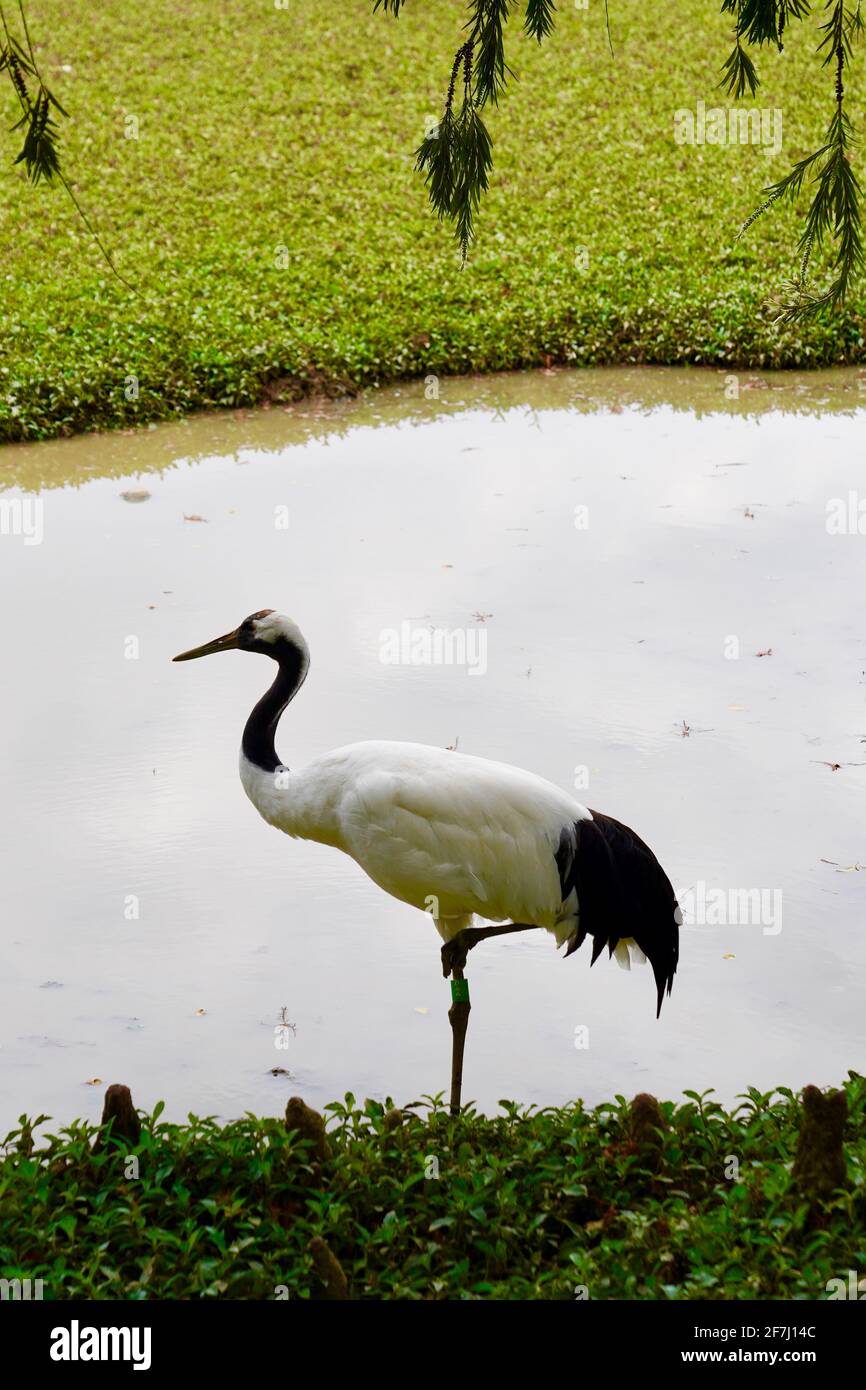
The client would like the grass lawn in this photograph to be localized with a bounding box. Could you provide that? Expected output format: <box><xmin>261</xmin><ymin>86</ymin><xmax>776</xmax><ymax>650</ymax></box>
<box><xmin>1</xmin><ymin>0</ymin><xmax>864</xmax><ymax>443</ymax></box>
<box><xmin>1</xmin><ymin>1079</ymin><xmax>864</xmax><ymax>1299</ymax></box>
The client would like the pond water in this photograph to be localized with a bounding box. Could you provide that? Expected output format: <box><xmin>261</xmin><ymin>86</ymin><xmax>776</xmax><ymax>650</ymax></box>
<box><xmin>1</xmin><ymin>366</ymin><xmax>864</xmax><ymax>1133</ymax></box>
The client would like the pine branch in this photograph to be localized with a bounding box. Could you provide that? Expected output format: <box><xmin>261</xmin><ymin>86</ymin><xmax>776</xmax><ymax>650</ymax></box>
<box><xmin>603</xmin><ymin>0</ymin><xmax>614</xmax><ymax>57</ymax></box>
<box><xmin>0</xmin><ymin>1</ymin><xmax>136</xmax><ymax>292</ymax></box>
<box><xmin>735</xmin><ymin>0</ymin><xmax>864</xmax><ymax>320</ymax></box>
<box><xmin>720</xmin><ymin>40</ymin><xmax>760</xmax><ymax>96</ymax></box>
<box><xmin>467</xmin><ymin>0</ymin><xmax>515</xmax><ymax>107</ymax></box>
<box><xmin>405</xmin><ymin>1</ymin><xmax>560</xmax><ymax>259</ymax></box>
<box><xmin>523</xmin><ymin>0</ymin><xmax>556</xmax><ymax>41</ymax></box>
<box><xmin>720</xmin><ymin>0</ymin><xmax>811</xmax><ymax>49</ymax></box>
<box><xmin>385</xmin><ymin>0</ymin><xmax>865</xmax><ymax>310</ymax></box>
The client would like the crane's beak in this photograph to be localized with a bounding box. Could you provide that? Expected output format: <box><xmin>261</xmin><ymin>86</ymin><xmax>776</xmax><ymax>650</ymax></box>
<box><xmin>172</xmin><ymin>627</ymin><xmax>241</xmax><ymax>661</ymax></box>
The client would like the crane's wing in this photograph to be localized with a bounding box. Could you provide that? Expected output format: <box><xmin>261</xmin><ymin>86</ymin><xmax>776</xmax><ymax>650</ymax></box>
<box><xmin>334</xmin><ymin>745</ymin><xmax>583</xmax><ymax>926</ymax></box>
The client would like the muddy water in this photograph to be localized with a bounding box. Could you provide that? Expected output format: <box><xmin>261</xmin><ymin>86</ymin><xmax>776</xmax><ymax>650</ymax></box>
<box><xmin>1</xmin><ymin>366</ymin><xmax>864</xmax><ymax>1132</ymax></box>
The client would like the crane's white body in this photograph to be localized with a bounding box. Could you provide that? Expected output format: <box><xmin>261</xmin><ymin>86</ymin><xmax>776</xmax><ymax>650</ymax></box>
<box><xmin>240</xmin><ymin>739</ymin><xmax>643</xmax><ymax>967</ymax></box>
<box><xmin>172</xmin><ymin>611</ymin><xmax>678</xmax><ymax>1117</ymax></box>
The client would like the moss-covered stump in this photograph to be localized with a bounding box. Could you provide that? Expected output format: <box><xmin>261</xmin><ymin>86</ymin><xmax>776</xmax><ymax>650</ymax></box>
<box><xmin>792</xmin><ymin>1084</ymin><xmax>847</xmax><ymax>1205</ymax></box>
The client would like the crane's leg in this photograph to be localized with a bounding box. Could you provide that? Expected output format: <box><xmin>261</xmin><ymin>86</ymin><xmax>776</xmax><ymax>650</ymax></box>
<box><xmin>444</xmin><ymin>924</ymin><xmax>541</xmax><ymax>1116</ymax></box>
<box><xmin>441</xmin><ymin>922</ymin><xmax>541</xmax><ymax>978</ymax></box>
<box><xmin>448</xmin><ymin>967</ymin><xmax>471</xmax><ymax>1117</ymax></box>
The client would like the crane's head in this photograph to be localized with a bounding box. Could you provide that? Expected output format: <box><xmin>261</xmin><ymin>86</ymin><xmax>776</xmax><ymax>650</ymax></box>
<box><xmin>173</xmin><ymin>610</ymin><xmax>308</xmax><ymax>663</ymax></box>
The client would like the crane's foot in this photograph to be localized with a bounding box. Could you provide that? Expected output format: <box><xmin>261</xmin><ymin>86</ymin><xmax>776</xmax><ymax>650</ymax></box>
<box><xmin>441</xmin><ymin>932</ymin><xmax>472</xmax><ymax>978</ymax></box>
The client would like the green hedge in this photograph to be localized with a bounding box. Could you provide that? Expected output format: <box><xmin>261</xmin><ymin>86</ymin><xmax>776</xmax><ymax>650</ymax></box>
<box><xmin>1</xmin><ymin>1076</ymin><xmax>864</xmax><ymax>1299</ymax></box>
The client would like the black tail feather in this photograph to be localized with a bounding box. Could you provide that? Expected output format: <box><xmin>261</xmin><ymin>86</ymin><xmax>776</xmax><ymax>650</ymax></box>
<box><xmin>556</xmin><ymin>811</ymin><xmax>679</xmax><ymax>1017</ymax></box>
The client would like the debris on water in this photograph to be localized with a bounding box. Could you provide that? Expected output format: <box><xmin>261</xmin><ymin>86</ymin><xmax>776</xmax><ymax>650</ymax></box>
<box><xmin>120</xmin><ymin>489</ymin><xmax>150</xmax><ymax>503</ymax></box>
<box><xmin>277</xmin><ymin>1006</ymin><xmax>295</xmax><ymax>1034</ymax></box>
<box><xmin>84</xmin><ymin>1077</ymin><xmax>103</xmax><ymax>1086</ymax></box>
<box><xmin>183</xmin><ymin>513</ymin><xmax>208</xmax><ymax>523</ymax></box>
<box><xmin>39</xmin><ymin>980</ymin><xmax>63</xmax><ymax>989</ymax></box>
<box><xmin>414</xmin><ymin>1006</ymin><xmax>429</xmax><ymax>1015</ymax></box>
<box><xmin>678</xmin><ymin>720</ymin><xmax>713</xmax><ymax>737</ymax></box>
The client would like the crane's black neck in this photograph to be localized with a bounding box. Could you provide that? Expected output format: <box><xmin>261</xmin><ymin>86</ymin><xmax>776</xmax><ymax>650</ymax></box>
<box><xmin>241</xmin><ymin>641</ymin><xmax>309</xmax><ymax>774</ymax></box>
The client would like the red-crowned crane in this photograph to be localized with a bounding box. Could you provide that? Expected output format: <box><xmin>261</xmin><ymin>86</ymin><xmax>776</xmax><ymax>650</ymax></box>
<box><xmin>174</xmin><ymin>610</ymin><xmax>679</xmax><ymax>1114</ymax></box>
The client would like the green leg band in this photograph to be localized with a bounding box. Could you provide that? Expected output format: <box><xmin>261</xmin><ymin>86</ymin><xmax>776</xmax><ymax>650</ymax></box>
<box><xmin>450</xmin><ymin>978</ymin><xmax>470</xmax><ymax>1004</ymax></box>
